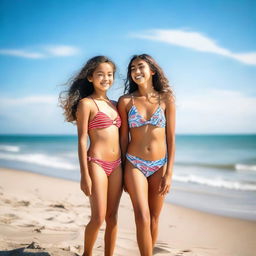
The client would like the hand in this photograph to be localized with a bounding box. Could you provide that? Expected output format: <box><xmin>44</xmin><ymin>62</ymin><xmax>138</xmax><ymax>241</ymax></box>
<box><xmin>80</xmin><ymin>175</ymin><xmax>92</xmax><ymax>196</ymax></box>
<box><xmin>159</xmin><ymin>174</ymin><xmax>171</xmax><ymax>196</ymax></box>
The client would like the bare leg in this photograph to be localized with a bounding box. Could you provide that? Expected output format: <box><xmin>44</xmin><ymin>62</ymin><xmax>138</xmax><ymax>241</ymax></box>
<box><xmin>104</xmin><ymin>165</ymin><xmax>123</xmax><ymax>256</ymax></box>
<box><xmin>83</xmin><ymin>162</ymin><xmax>108</xmax><ymax>256</ymax></box>
<box><xmin>148</xmin><ymin>164</ymin><xmax>167</xmax><ymax>248</ymax></box>
<box><xmin>125</xmin><ymin>161</ymin><xmax>152</xmax><ymax>256</ymax></box>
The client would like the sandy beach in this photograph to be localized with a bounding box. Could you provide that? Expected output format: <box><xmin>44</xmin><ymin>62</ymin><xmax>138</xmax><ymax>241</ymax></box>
<box><xmin>0</xmin><ymin>168</ymin><xmax>255</xmax><ymax>256</ymax></box>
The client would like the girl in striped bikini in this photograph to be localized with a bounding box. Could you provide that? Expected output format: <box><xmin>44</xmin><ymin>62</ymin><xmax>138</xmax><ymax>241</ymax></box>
<box><xmin>60</xmin><ymin>56</ymin><xmax>122</xmax><ymax>256</ymax></box>
<box><xmin>118</xmin><ymin>54</ymin><xmax>176</xmax><ymax>256</ymax></box>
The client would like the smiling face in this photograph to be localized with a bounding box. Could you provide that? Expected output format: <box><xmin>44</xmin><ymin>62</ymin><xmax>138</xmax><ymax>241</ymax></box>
<box><xmin>88</xmin><ymin>63</ymin><xmax>114</xmax><ymax>92</ymax></box>
<box><xmin>130</xmin><ymin>58</ymin><xmax>155</xmax><ymax>86</ymax></box>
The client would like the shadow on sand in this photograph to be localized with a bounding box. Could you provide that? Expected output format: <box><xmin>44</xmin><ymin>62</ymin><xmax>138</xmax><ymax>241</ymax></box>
<box><xmin>0</xmin><ymin>247</ymin><xmax>50</xmax><ymax>256</ymax></box>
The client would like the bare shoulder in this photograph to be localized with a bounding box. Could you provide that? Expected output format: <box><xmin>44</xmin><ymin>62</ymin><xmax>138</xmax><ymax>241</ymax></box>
<box><xmin>118</xmin><ymin>94</ymin><xmax>132</xmax><ymax>106</ymax></box>
<box><xmin>77</xmin><ymin>97</ymin><xmax>93</xmax><ymax>111</ymax></box>
<box><xmin>161</xmin><ymin>92</ymin><xmax>175</xmax><ymax>106</ymax></box>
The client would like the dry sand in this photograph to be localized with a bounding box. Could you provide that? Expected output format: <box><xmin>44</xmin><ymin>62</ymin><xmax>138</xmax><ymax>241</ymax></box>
<box><xmin>0</xmin><ymin>168</ymin><xmax>255</xmax><ymax>256</ymax></box>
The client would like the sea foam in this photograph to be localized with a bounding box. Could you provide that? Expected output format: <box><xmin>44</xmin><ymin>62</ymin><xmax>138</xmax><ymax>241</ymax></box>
<box><xmin>0</xmin><ymin>152</ymin><xmax>78</xmax><ymax>170</ymax></box>
<box><xmin>173</xmin><ymin>174</ymin><xmax>256</xmax><ymax>191</ymax></box>
<box><xmin>0</xmin><ymin>145</ymin><xmax>20</xmax><ymax>152</ymax></box>
<box><xmin>235</xmin><ymin>164</ymin><xmax>256</xmax><ymax>172</ymax></box>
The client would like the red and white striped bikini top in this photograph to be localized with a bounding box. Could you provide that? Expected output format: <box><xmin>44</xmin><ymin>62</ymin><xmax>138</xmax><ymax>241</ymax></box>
<box><xmin>88</xmin><ymin>97</ymin><xmax>121</xmax><ymax>130</ymax></box>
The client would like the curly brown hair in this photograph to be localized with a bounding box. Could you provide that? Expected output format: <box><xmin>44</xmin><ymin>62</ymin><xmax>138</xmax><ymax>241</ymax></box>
<box><xmin>124</xmin><ymin>54</ymin><xmax>174</xmax><ymax>97</ymax></box>
<box><xmin>59</xmin><ymin>56</ymin><xmax>116</xmax><ymax>123</ymax></box>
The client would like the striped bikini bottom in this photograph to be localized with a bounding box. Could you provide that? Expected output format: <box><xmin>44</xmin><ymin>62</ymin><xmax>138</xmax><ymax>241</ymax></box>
<box><xmin>88</xmin><ymin>156</ymin><xmax>121</xmax><ymax>176</ymax></box>
<box><xmin>126</xmin><ymin>153</ymin><xmax>167</xmax><ymax>178</ymax></box>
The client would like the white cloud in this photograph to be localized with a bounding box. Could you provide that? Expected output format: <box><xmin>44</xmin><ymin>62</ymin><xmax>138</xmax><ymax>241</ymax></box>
<box><xmin>45</xmin><ymin>45</ymin><xmax>79</xmax><ymax>56</ymax></box>
<box><xmin>0</xmin><ymin>45</ymin><xmax>80</xmax><ymax>59</ymax></box>
<box><xmin>231</xmin><ymin>52</ymin><xmax>256</xmax><ymax>65</ymax></box>
<box><xmin>0</xmin><ymin>49</ymin><xmax>45</xmax><ymax>59</ymax></box>
<box><xmin>176</xmin><ymin>89</ymin><xmax>256</xmax><ymax>133</ymax></box>
<box><xmin>131</xmin><ymin>29</ymin><xmax>256</xmax><ymax>65</ymax></box>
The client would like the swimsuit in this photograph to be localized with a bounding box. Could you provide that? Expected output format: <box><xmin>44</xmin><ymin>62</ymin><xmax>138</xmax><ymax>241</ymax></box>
<box><xmin>87</xmin><ymin>97</ymin><xmax>121</xmax><ymax>176</ymax></box>
<box><xmin>128</xmin><ymin>95</ymin><xmax>166</xmax><ymax>128</ymax></box>
<box><xmin>126</xmin><ymin>153</ymin><xmax>167</xmax><ymax>178</ymax></box>
<box><xmin>126</xmin><ymin>94</ymin><xmax>167</xmax><ymax>177</ymax></box>
<box><xmin>88</xmin><ymin>156</ymin><xmax>121</xmax><ymax>176</ymax></box>
<box><xmin>88</xmin><ymin>98</ymin><xmax>121</xmax><ymax>129</ymax></box>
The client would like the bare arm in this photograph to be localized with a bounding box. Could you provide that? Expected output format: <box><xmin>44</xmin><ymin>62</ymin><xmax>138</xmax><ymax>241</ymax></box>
<box><xmin>165</xmin><ymin>95</ymin><xmax>176</xmax><ymax>178</ymax></box>
<box><xmin>76</xmin><ymin>98</ymin><xmax>92</xmax><ymax>196</ymax></box>
<box><xmin>159</xmin><ymin>95</ymin><xmax>176</xmax><ymax>195</ymax></box>
<box><xmin>117</xmin><ymin>96</ymin><xmax>130</xmax><ymax>164</ymax></box>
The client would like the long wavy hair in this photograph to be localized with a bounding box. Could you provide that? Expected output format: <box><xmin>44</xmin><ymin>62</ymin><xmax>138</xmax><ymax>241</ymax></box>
<box><xmin>124</xmin><ymin>54</ymin><xmax>174</xmax><ymax>97</ymax></box>
<box><xmin>59</xmin><ymin>56</ymin><xmax>116</xmax><ymax>123</ymax></box>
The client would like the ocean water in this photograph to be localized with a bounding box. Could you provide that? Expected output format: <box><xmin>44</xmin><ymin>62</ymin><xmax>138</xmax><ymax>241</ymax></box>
<box><xmin>0</xmin><ymin>134</ymin><xmax>256</xmax><ymax>220</ymax></box>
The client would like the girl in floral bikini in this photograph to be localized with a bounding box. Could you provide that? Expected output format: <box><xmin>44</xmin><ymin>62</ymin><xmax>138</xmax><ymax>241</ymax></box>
<box><xmin>118</xmin><ymin>54</ymin><xmax>175</xmax><ymax>256</ymax></box>
<box><xmin>60</xmin><ymin>56</ymin><xmax>122</xmax><ymax>256</ymax></box>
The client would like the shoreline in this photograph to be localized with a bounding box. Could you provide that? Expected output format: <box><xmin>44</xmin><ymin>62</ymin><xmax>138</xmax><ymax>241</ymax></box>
<box><xmin>0</xmin><ymin>167</ymin><xmax>256</xmax><ymax>256</ymax></box>
<box><xmin>1</xmin><ymin>166</ymin><xmax>252</xmax><ymax>221</ymax></box>
<box><xmin>1</xmin><ymin>165</ymin><xmax>255</xmax><ymax>221</ymax></box>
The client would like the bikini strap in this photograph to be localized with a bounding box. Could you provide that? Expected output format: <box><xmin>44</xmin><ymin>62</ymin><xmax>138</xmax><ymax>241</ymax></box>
<box><xmin>90</xmin><ymin>97</ymin><xmax>100</xmax><ymax>111</ymax></box>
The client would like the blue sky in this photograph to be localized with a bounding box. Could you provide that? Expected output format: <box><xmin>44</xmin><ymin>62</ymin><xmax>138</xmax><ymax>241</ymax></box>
<box><xmin>0</xmin><ymin>0</ymin><xmax>256</xmax><ymax>134</ymax></box>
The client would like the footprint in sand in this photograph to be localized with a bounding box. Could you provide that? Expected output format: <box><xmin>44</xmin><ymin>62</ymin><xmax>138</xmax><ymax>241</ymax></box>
<box><xmin>64</xmin><ymin>220</ymin><xmax>75</xmax><ymax>224</ymax></box>
<box><xmin>49</xmin><ymin>203</ymin><xmax>66</xmax><ymax>209</ymax></box>
<box><xmin>4</xmin><ymin>213</ymin><xmax>19</xmax><ymax>220</ymax></box>
<box><xmin>3</xmin><ymin>199</ymin><xmax>11</xmax><ymax>204</ymax></box>
<box><xmin>153</xmin><ymin>242</ymin><xmax>172</xmax><ymax>255</ymax></box>
<box><xmin>175</xmin><ymin>249</ymin><xmax>192</xmax><ymax>256</ymax></box>
<box><xmin>21</xmin><ymin>224</ymin><xmax>36</xmax><ymax>228</ymax></box>
<box><xmin>34</xmin><ymin>226</ymin><xmax>45</xmax><ymax>233</ymax></box>
<box><xmin>45</xmin><ymin>216</ymin><xmax>55</xmax><ymax>221</ymax></box>
<box><xmin>153</xmin><ymin>246</ymin><xmax>171</xmax><ymax>254</ymax></box>
<box><xmin>75</xmin><ymin>204</ymin><xmax>87</xmax><ymax>208</ymax></box>
<box><xmin>15</xmin><ymin>200</ymin><xmax>30</xmax><ymax>207</ymax></box>
<box><xmin>44</xmin><ymin>212</ymin><xmax>76</xmax><ymax>225</ymax></box>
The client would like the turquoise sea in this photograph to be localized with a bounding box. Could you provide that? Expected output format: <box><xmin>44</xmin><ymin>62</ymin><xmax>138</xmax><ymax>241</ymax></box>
<box><xmin>0</xmin><ymin>134</ymin><xmax>256</xmax><ymax>220</ymax></box>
